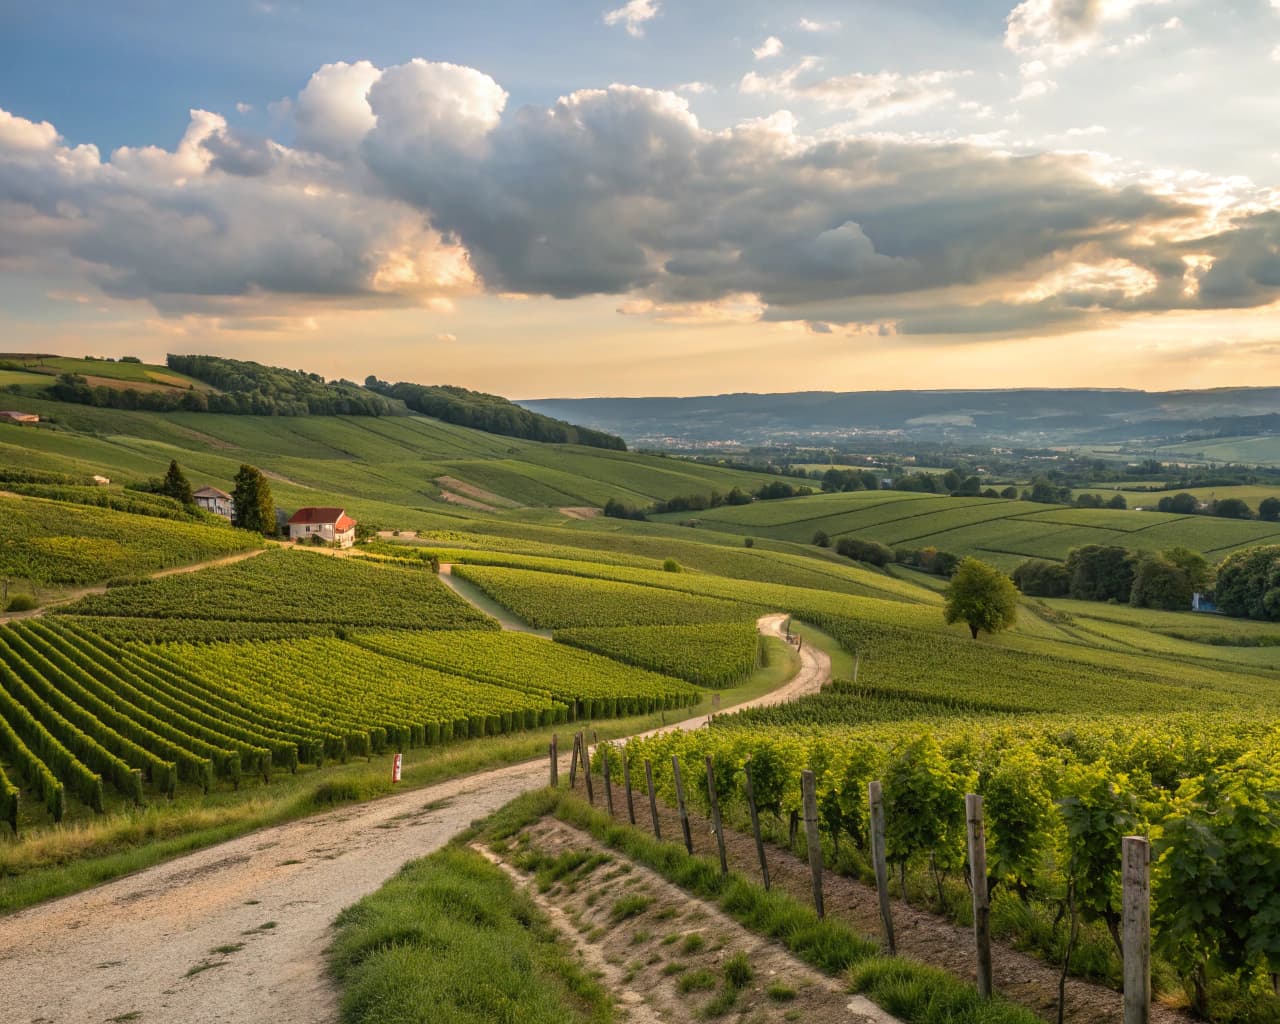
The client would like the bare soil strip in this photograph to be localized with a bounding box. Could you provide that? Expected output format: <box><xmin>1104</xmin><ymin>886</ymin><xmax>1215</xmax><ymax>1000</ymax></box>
<box><xmin>438</xmin><ymin>489</ymin><xmax>498</xmax><ymax>511</ymax></box>
<box><xmin>479</xmin><ymin>818</ymin><xmax>900</xmax><ymax>1024</ymax></box>
<box><xmin>432</xmin><ymin>475</ymin><xmax>522</xmax><ymax>508</ymax></box>
<box><xmin>558</xmin><ymin>506</ymin><xmax>600</xmax><ymax>519</ymax></box>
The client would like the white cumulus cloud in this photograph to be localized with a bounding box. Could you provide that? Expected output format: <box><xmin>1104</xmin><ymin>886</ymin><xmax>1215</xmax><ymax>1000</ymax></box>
<box><xmin>753</xmin><ymin>36</ymin><xmax>784</xmax><ymax>59</ymax></box>
<box><xmin>603</xmin><ymin>0</ymin><xmax>659</xmax><ymax>37</ymax></box>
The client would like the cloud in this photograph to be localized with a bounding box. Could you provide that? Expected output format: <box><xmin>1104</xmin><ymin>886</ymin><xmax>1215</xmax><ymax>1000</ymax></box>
<box><xmin>235</xmin><ymin>102</ymin><xmax>253</xmax><ymax>115</ymax></box>
<box><xmin>3</xmin><ymin>57</ymin><xmax>1280</xmax><ymax>342</ymax></box>
<box><xmin>1005</xmin><ymin>0</ymin><xmax>1171</xmax><ymax>68</ymax></box>
<box><xmin>436</xmin><ymin>332</ymin><xmax>458</xmax><ymax>342</ymax></box>
<box><xmin>753</xmin><ymin>36</ymin><xmax>784</xmax><ymax>60</ymax></box>
<box><xmin>742</xmin><ymin>60</ymin><xmax>966</xmax><ymax>122</ymax></box>
<box><xmin>675</xmin><ymin>81</ymin><xmax>714</xmax><ymax>94</ymax></box>
<box><xmin>798</xmin><ymin>17</ymin><xmax>840</xmax><ymax>32</ymax></box>
<box><xmin>1272</xmin><ymin>43</ymin><xmax>1280</xmax><ymax>61</ymax></box>
<box><xmin>603</xmin><ymin>0</ymin><xmax>659</xmax><ymax>37</ymax></box>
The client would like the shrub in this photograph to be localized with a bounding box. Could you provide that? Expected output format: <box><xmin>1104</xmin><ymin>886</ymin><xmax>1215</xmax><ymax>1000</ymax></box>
<box><xmin>835</xmin><ymin>537</ymin><xmax>894</xmax><ymax>567</ymax></box>
<box><xmin>5</xmin><ymin>594</ymin><xmax>37</xmax><ymax>612</ymax></box>
<box><xmin>743</xmin><ymin>538</ymin><xmax>754</xmax><ymax>548</ymax></box>
<box><xmin>663</xmin><ymin>558</ymin><xmax>682</xmax><ymax>573</ymax></box>
<box><xmin>812</xmin><ymin>530</ymin><xmax>830</xmax><ymax>548</ymax></box>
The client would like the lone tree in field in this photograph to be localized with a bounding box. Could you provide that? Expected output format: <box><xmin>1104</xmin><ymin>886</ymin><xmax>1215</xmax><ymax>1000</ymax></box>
<box><xmin>231</xmin><ymin>464</ymin><xmax>275</xmax><ymax>536</ymax></box>
<box><xmin>161</xmin><ymin>459</ymin><xmax>194</xmax><ymax>506</ymax></box>
<box><xmin>944</xmin><ymin>557</ymin><xmax>1018</xmax><ymax>639</ymax></box>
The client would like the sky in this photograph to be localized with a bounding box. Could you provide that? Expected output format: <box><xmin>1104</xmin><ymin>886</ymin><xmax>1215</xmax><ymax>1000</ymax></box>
<box><xmin>1</xmin><ymin>0</ymin><xmax>1279</xmax><ymax>398</ymax></box>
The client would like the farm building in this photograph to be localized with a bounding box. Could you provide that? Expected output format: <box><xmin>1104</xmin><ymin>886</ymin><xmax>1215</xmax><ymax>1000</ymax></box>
<box><xmin>193</xmin><ymin>485</ymin><xmax>234</xmax><ymax>519</ymax></box>
<box><xmin>286</xmin><ymin>507</ymin><xmax>357</xmax><ymax>548</ymax></box>
<box><xmin>0</xmin><ymin>411</ymin><xmax>38</xmax><ymax>424</ymax></box>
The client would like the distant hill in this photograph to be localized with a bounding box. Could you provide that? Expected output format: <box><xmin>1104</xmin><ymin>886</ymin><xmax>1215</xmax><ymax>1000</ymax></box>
<box><xmin>364</xmin><ymin>378</ymin><xmax>625</xmax><ymax>451</ymax></box>
<box><xmin>1</xmin><ymin>352</ymin><xmax>625</xmax><ymax>450</ymax></box>
<box><xmin>519</xmin><ymin>388</ymin><xmax>1280</xmax><ymax>447</ymax></box>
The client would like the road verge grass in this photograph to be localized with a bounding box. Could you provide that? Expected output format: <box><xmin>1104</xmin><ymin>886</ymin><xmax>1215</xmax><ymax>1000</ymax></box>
<box><xmin>328</xmin><ymin>844</ymin><xmax>613</xmax><ymax>1024</ymax></box>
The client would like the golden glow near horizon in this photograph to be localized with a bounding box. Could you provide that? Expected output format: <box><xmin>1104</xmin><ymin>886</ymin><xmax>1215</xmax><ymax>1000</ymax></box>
<box><xmin>4</xmin><ymin>3</ymin><xmax>1280</xmax><ymax>396</ymax></box>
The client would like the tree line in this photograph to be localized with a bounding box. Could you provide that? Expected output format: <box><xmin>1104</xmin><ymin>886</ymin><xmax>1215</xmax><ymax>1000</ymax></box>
<box><xmin>364</xmin><ymin>378</ymin><xmax>626</xmax><ymax>450</ymax></box>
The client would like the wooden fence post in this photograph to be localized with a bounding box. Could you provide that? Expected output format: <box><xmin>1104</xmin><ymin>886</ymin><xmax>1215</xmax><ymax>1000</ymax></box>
<box><xmin>743</xmin><ymin>759</ymin><xmax>770</xmax><ymax>890</ymax></box>
<box><xmin>801</xmin><ymin>770</ymin><xmax>824</xmax><ymax>918</ymax></box>
<box><xmin>602</xmin><ymin>744</ymin><xmax>615</xmax><ymax>817</ymax></box>
<box><xmin>583</xmin><ymin>735</ymin><xmax>595</xmax><ymax>805</ymax></box>
<box><xmin>869</xmin><ymin>780</ymin><xmax>895</xmax><ymax>953</ymax></box>
<box><xmin>622</xmin><ymin>754</ymin><xmax>636</xmax><ymax>824</ymax></box>
<box><xmin>549</xmin><ymin>733</ymin><xmax>558</xmax><ymax>787</ymax></box>
<box><xmin>1123</xmin><ymin>836</ymin><xmax>1151</xmax><ymax>1024</ymax></box>
<box><xmin>672</xmin><ymin>755</ymin><xmax>693</xmax><ymax>853</ymax></box>
<box><xmin>705</xmin><ymin>755</ymin><xmax>727</xmax><ymax>875</ymax></box>
<box><xmin>569</xmin><ymin>733</ymin><xmax>580</xmax><ymax>788</ymax></box>
<box><xmin>966</xmin><ymin>794</ymin><xmax>993</xmax><ymax>998</ymax></box>
<box><xmin>645</xmin><ymin>759</ymin><xmax>661</xmax><ymax>840</ymax></box>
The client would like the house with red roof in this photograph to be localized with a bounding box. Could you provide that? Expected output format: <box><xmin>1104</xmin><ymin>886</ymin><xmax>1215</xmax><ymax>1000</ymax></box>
<box><xmin>286</xmin><ymin>506</ymin><xmax>357</xmax><ymax>548</ymax></box>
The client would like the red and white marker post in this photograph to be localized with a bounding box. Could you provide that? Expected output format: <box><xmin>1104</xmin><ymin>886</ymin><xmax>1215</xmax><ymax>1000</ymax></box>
<box><xmin>392</xmin><ymin>752</ymin><xmax>403</xmax><ymax>783</ymax></box>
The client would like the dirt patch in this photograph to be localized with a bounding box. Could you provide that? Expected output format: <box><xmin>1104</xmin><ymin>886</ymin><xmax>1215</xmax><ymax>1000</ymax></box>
<box><xmin>433</xmin><ymin>475</ymin><xmax>522</xmax><ymax>508</ymax></box>
<box><xmin>438</xmin><ymin>489</ymin><xmax>498</xmax><ymax>511</ymax></box>
<box><xmin>483</xmin><ymin>818</ymin><xmax>896</xmax><ymax>1024</ymax></box>
<box><xmin>260</xmin><ymin>469</ymin><xmax>302</xmax><ymax>487</ymax></box>
<box><xmin>558</xmin><ymin>506</ymin><xmax>601</xmax><ymax>520</ymax></box>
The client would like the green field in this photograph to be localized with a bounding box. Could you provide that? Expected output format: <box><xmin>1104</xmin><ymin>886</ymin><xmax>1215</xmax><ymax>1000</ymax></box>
<box><xmin>0</xmin><ymin>396</ymin><xmax>770</xmax><ymax>521</ymax></box>
<box><xmin>653</xmin><ymin>489</ymin><xmax>1280</xmax><ymax>567</ymax></box>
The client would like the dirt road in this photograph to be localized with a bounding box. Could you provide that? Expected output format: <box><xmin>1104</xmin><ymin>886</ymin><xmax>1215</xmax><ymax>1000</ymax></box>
<box><xmin>0</xmin><ymin>613</ymin><xmax>827</xmax><ymax>1024</ymax></box>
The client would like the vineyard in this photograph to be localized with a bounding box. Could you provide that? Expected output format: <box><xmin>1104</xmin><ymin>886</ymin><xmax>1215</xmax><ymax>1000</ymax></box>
<box><xmin>652</xmin><ymin>490</ymin><xmax>1280</xmax><ymax>569</ymax></box>
<box><xmin>450</xmin><ymin>564</ymin><xmax>761</xmax><ymax>627</ymax></box>
<box><xmin>554</xmin><ymin>622</ymin><xmax>762</xmax><ymax>687</ymax></box>
<box><xmin>621</xmin><ymin>711</ymin><xmax>1280</xmax><ymax>1017</ymax></box>
<box><xmin>0</xmin><ymin>495</ymin><xmax>264</xmax><ymax>585</ymax></box>
<box><xmin>59</xmin><ymin>549</ymin><xmax>496</xmax><ymax>630</ymax></box>
<box><xmin>0</xmin><ymin>616</ymin><xmax>701</xmax><ymax>829</ymax></box>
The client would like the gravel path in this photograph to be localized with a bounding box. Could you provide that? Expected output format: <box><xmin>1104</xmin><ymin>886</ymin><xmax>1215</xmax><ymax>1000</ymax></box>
<box><xmin>0</xmin><ymin>613</ymin><xmax>824</xmax><ymax>1024</ymax></box>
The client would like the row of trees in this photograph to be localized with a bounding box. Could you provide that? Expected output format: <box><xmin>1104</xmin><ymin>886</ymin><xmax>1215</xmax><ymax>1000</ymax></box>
<box><xmin>605</xmin><ymin>480</ymin><xmax>817</xmax><ymax>521</ymax></box>
<box><xmin>1013</xmin><ymin>544</ymin><xmax>1211</xmax><ymax>611</ymax></box>
<box><xmin>1153</xmin><ymin>491</ymin><xmax>1276</xmax><ymax>521</ymax></box>
<box><xmin>365</xmin><ymin>378</ymin><xmax>626</xmax><ymax>450</ymax></box>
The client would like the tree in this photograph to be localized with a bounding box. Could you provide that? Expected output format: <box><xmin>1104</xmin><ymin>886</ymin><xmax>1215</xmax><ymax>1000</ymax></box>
<box><xmin>1260</xmin><ymin>497</ymin><xmax>1280</xmax><ymax>522</ymax></box>
<box><xmin>231</xmin><ymin>464</ymin><xmax>275</xmax><ymax>536</ymax></box>
<box><xmin>161</xmin><ymin>459</ymin><xmax>194</xmax><ymax>506</ymax></box>
<box><xmin>1107</xmin><ymin>494</ymin><xmax>1128</xmax><ymax>510</ymax></box>
<box><xmin>812</xmin><ymin>530</ymin><xmax>830</xmax><ymax>548</ymax></box>
<box><xmin>1065</xmin><ymin>545</ymin><xmax>1135</xmax><ymax>602</ymax></box>
<box><xmin>944</xmin><ymin>557</ymin><xmax>1019</xmax><ymax>639</ymax></box>
<box><xmin>1163</xmin><ymin>546</ymin><xmax>1212</xmax><ymax>592</ymax></box>
<box><xmin>1012</xmin><ymin>558</ymin><xmax>1071</xmax><ymax>597</ymax></box>
<box><xmin>1129</xmin><ymin>555</ymin><xmax>1193</xmax><ymax>611</ymax></box>
<box><xmin>1214</xmin><ymin>545</ymin><xmax>1280</xmax><ymax>620</ymax></box>
<box><xmin>1212</xmin><ymin>497</ymin><xmax>1253</xmax><ymax>520</ymax></box>
<box><xmin>1000</xmin><ymin>486</ymin><xmax>1019</xmax><ymax>500</ymax></box>
<box><xmin>1157</xmin><ymin>492</ymin><xmax>1199</xmax><ymax>515</ymax></box>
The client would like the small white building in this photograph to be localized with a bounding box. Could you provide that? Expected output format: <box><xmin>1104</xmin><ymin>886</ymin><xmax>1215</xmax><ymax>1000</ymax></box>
<box><xmin>286</xmin><ymin>507</ymin><xmax>357</xmax><ymax>548</ymax></box>
<box><xmin>193</xmin><ymin>485</ymin><xmax>234</xmax><ymax>519</ymax></box>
